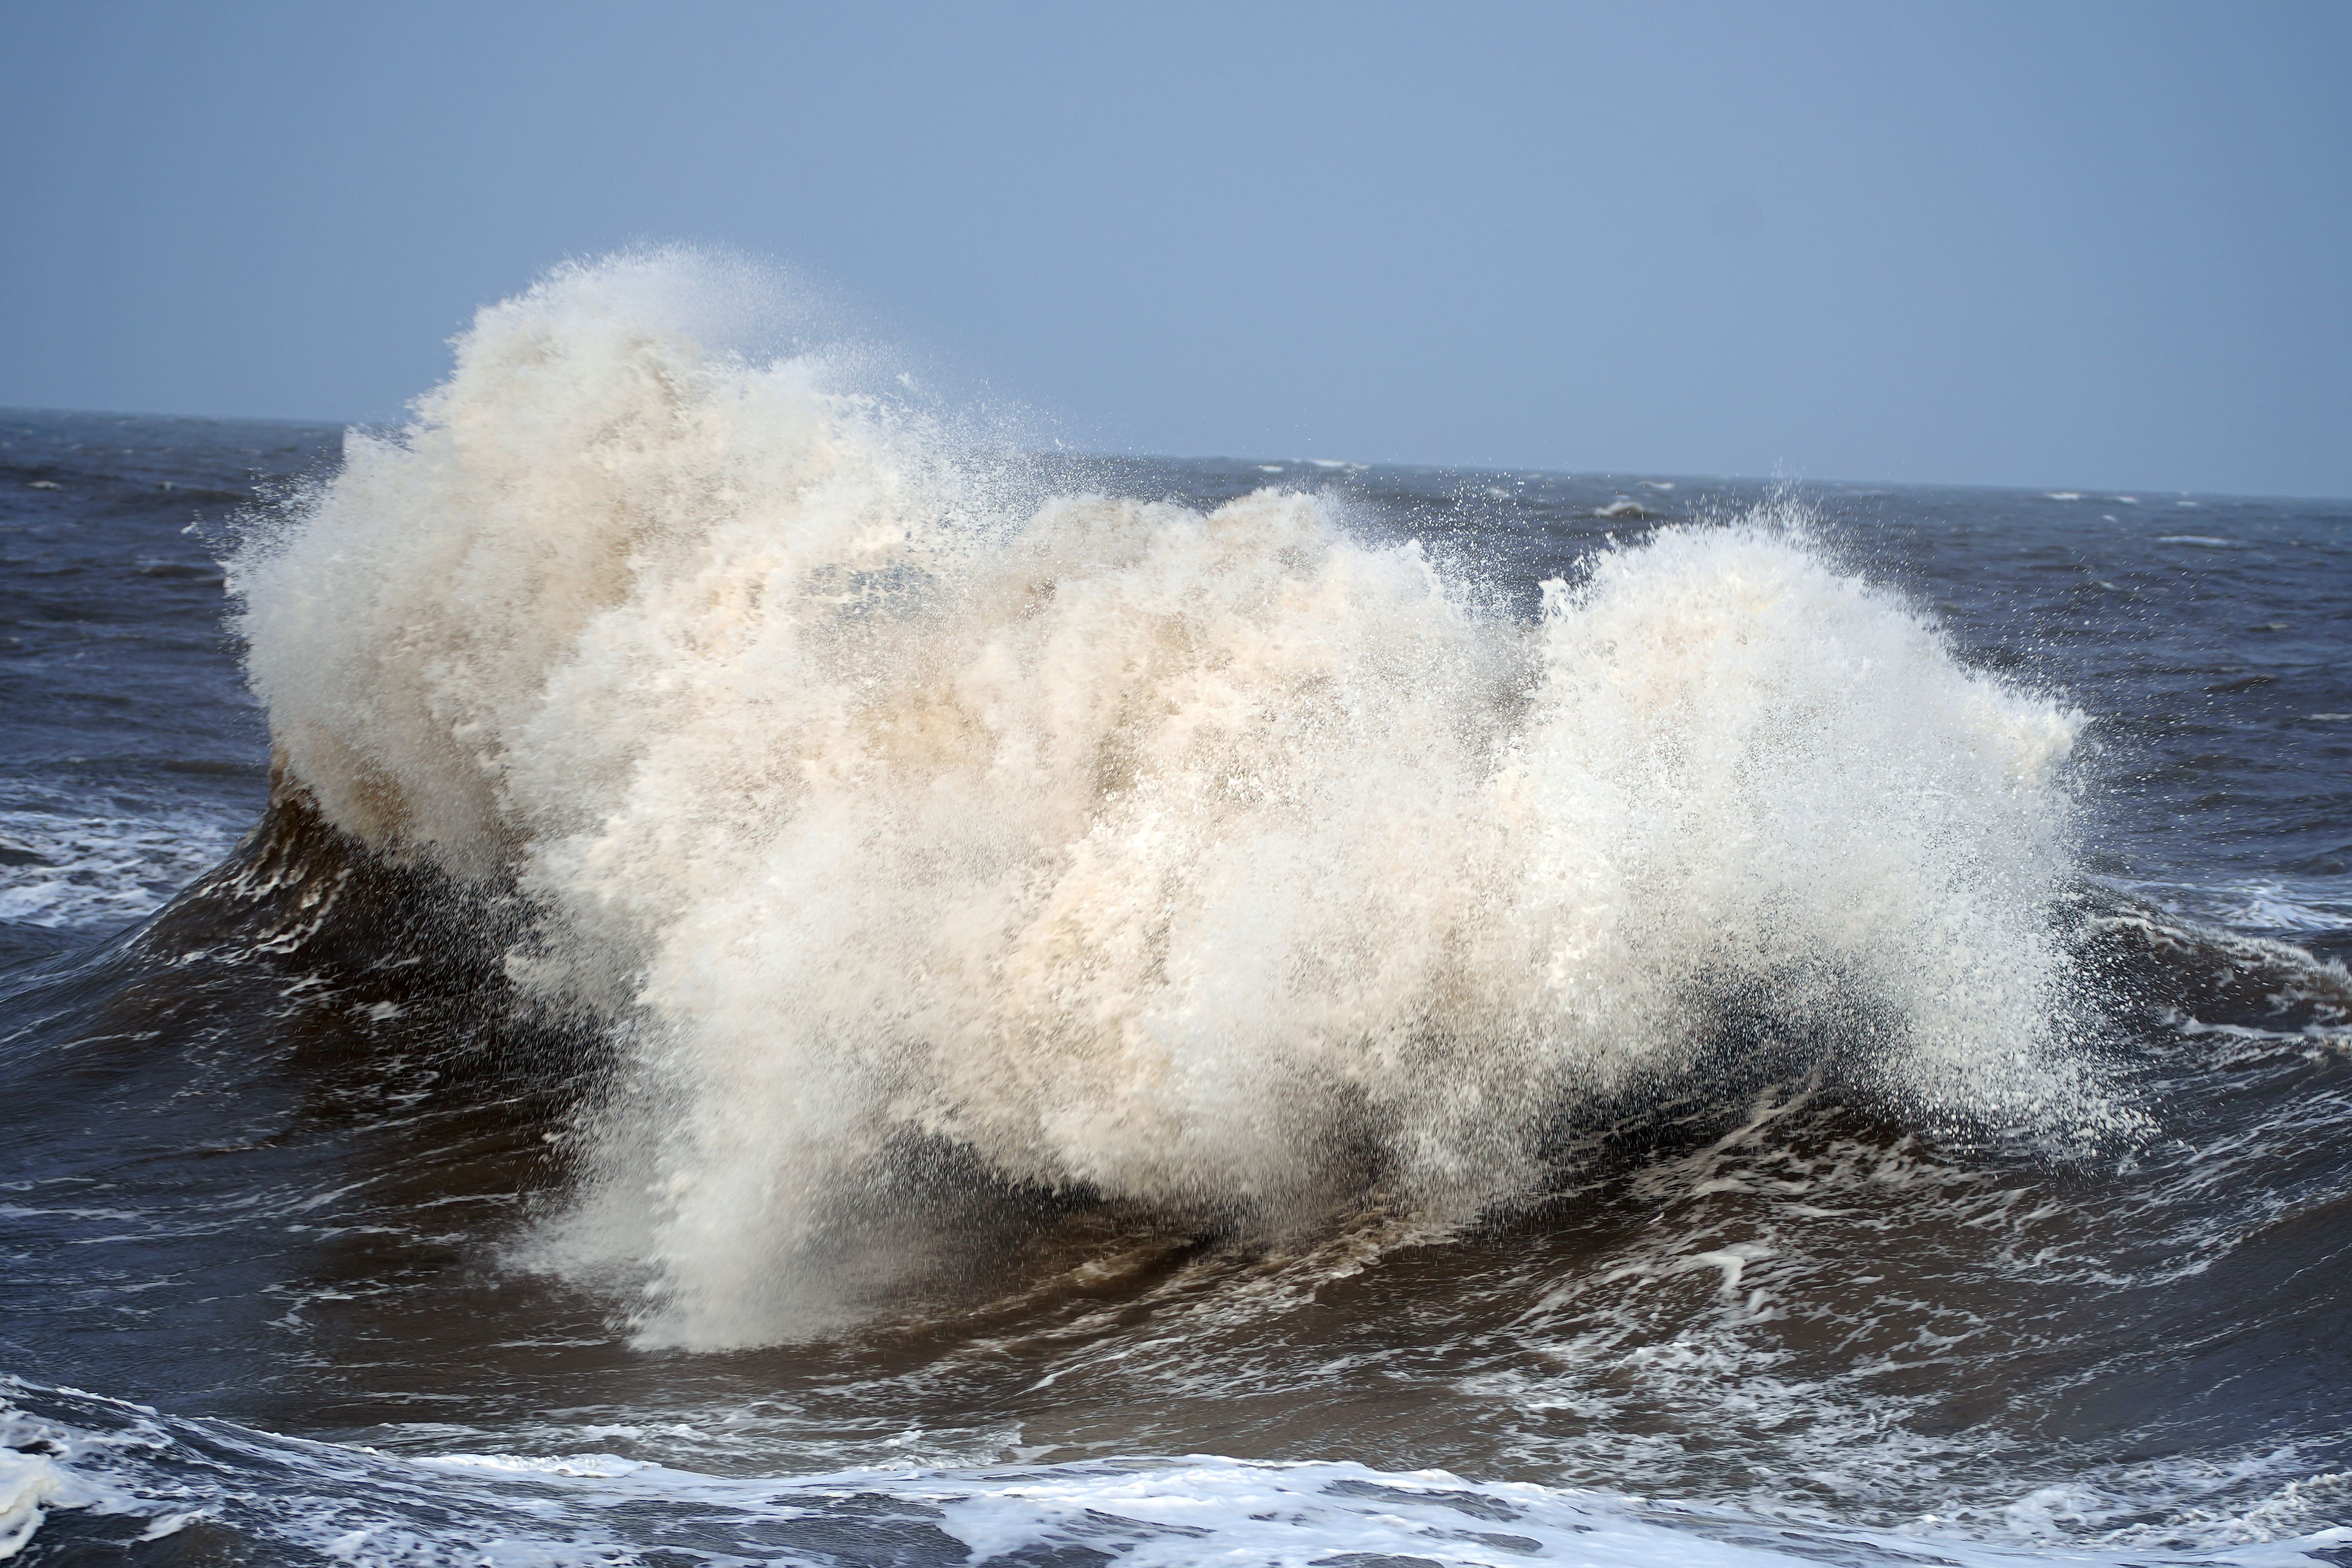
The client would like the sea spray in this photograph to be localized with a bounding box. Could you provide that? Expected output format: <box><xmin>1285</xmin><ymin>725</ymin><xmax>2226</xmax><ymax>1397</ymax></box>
<box><xmin>232</xmin><ymin>252</ymin><xmax>2103</xmax><ymax>1346</ymax></box>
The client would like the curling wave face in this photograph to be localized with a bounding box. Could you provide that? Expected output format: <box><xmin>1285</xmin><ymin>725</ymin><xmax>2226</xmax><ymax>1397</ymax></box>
<box><xmin>236</xmin><ymin>254</ymin><xmax>2099</xmax><ymax>1348</ymax></box>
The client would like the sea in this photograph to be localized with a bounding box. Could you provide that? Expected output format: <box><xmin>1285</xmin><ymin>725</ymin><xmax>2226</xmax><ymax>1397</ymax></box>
<box><xmin>3</xmin><ymin>256</ymin><xmax>2350</xmax><ymax>1566</ymax></box>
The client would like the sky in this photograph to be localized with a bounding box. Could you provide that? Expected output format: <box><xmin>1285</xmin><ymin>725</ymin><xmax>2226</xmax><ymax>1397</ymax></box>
<box><xmin>3</xmin><ymin>1</ymin><xmax>2347</xmax><ymax>496</ymax></box>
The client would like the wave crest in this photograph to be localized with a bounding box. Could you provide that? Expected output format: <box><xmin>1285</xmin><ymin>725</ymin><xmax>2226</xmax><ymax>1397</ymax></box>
<box><xmin>234</xmin><ymin>253</ymin><xmax>2106</xmax><ymax>1346</ymax></box>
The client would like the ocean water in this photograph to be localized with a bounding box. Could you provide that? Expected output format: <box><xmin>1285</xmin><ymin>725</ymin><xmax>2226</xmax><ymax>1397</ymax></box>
<box><xmin>3</xmin><ymin>256</ymin><xmax>2350</xmax><ymax>1566</ymax></box>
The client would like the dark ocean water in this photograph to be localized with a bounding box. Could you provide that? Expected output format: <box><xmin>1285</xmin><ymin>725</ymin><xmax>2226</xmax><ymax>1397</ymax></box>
<box><xmin>3</xmin><ymin>390</ymin><xmax>2350</xmax><ymax>1567</ymax></box>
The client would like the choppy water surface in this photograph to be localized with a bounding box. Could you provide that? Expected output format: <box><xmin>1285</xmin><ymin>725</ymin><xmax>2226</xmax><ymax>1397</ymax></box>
<box><xmin>2</xmin><ymin>260</ymin><xmax>2349</xmax><ymax>1566</ymax></box>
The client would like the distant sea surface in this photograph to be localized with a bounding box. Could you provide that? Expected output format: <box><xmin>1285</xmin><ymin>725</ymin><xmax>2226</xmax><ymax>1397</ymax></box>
<box><xmin>3</xmin><ymin>378</ymin><xmax>2350</xmax><ymax>1567</ymax></box>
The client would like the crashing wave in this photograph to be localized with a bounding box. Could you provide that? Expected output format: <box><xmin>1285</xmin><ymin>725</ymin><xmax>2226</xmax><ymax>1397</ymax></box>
<box><xmin>231</xmin><ymin>251</ymin><xmax>2110</xmax><ymax>1346</ymax></box>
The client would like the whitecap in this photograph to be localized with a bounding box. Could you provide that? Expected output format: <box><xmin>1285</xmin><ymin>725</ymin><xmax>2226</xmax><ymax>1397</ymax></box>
<box><xmin>235</xmin><ymin>250</ymin><xmax>2116</xmax><ymax>1350</ymax></box>
<box><xmin>0</xmin><ymin>804</ymin><xmax>240</xmax><ymax>929</ymax></box>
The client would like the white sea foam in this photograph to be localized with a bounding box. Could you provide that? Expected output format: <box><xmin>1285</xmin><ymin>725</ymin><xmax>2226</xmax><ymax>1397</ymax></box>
<box><xmin>0</xmin><ymin>1448</ymin><xmax>94</xmax><ymax>1557</ymax></box>
<box><xmin>233</xmin><ymin>251</ymin><xmax>2111</xmax><ymax>1348</ymax></box>
<box><xmin>0</xmin><ymin>1385</ymin><xmax>197</xmax><ymax>1560</ymax></box>
<box><xmin>0</xmin><ymin>799</ymin><xmax>241</xmax><ymax>929</ymax></box>
<box><xmin>2101</xmin><ymin>875</ymin><xmax>2352</xmax><ymax>938</ymax></box>
<box><xmin>2223</xmin><ymin>886</ymin><xmax>2352</xmax><ymax>933</ymax></box>
<box><xmin>12</xmin><ymin>1376</ymin><xmax>2352</xmax><ymax>1568</ymax></box>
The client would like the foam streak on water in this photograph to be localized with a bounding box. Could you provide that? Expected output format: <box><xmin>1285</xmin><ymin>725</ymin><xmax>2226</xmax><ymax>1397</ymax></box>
<box><xmin>6</xmin><ymin>1379</ymin><xmax>2347</xmax><ymax>1567</ymax></box>
<box><xmin>0</xmin><ymin>799</ymin><xmax>240</xmax><ymax>929</ymax></box>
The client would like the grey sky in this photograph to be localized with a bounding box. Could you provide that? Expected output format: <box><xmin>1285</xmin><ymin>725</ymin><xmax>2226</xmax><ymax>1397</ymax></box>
<box><xmin>5</xmin><ymin>1</ymin><xmax>2347</xmax><ymax>495</ymax></box>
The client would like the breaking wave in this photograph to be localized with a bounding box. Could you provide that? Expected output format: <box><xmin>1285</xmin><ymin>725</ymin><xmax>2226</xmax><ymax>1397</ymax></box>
<box><xmin>230</xmin><ymin>251</ymin><xmax>2110</xmax><ymax>1347</ymax></box>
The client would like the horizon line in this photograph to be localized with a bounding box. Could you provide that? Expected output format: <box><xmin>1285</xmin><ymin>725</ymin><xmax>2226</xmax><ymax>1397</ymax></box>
<box><xmin>7</xmin><ymin>404</ymin><xmax>2347</xmax><ymax>508</ymax></box>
